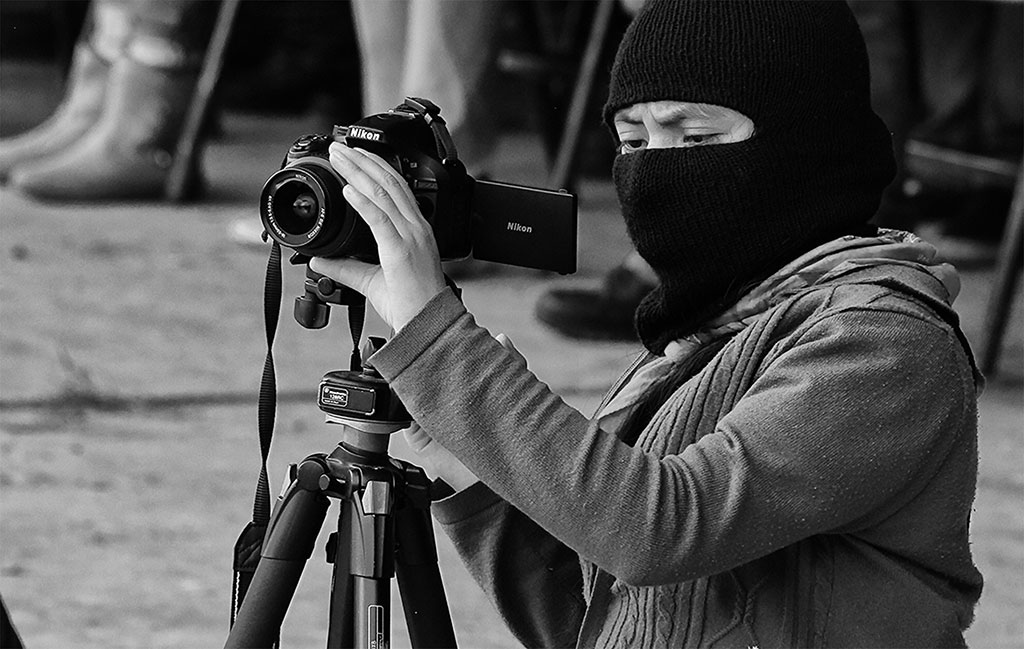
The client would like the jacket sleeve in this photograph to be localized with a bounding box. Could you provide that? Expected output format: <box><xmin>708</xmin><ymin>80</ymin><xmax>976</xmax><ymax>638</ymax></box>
<box><xmin>370</xmin><ymin>288</ymin><xmax>974</xmax><ymax>586</ymax></box>
<box><xmin>431</xmin><ymin>481</ymin><xmax>587</xmax><ymax>649</ymax></box>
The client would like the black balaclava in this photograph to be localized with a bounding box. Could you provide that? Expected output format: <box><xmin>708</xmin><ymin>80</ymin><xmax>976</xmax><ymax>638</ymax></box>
<box><xmin>605</xmin><ymin>0</ymin><xmax>897</xmax><ymax>354</ymax></box>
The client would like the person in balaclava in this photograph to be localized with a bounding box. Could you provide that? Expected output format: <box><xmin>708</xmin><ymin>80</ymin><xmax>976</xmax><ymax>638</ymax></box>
<box><xmin>309</xmin><ymin>0</ymin><xmax>984</xmax><ymax>646</ymax></box>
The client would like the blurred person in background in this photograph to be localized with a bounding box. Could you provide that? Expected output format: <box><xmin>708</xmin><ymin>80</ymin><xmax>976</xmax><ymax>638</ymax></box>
<box><xmin>851</xmin><ymin>0</ymin><xmax>1023</xmax><ymax>263</ymax></box>
<box><xmin>351</xmin><ymin>0</ymin><xmax>506</xmax><ymax>279</ymax></box>
<box><xmin>228</xmin><ymin>0</ymin><xmax>508</xmax><ymax>257</ymax></box>
<box><xmin>0</xmin><ymin>0</ymin><xmax>216</xmax><ymax>201</ymax></box>
<box><xmin>351</xmin><ymin>0</ymin><xmax>505</xmax><ymax>175</ymax></box>
<box><xmin>536</xmin><ymin>0</ymin><xmax>1023</xmax><ymax>342</ymax></box>
<box><xmin>309</xmin><ymin>1</ymin><xmax>984</xmax><ymax>646</ymax></box>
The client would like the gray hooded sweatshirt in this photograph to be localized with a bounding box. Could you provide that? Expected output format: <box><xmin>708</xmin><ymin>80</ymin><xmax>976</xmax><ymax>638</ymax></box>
<box><xmin>370</xmin><ymin>255</ymin><xmax>983</xmax><ymax>648</ymax></box>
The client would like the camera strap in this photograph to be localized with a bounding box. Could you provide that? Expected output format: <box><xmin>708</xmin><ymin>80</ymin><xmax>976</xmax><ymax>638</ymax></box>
<box><xmin>402</xmin><ymin>97</ymin><xmax>459</xmax><ymax>165</ymax></box>
<box><xmin>232</xmin><ymin>240</ymin><xmax>369</xmax><ymax>635</ymax></box>
<box><xmin>231</xmin><ymin>239</ymin><xmax>283</xmax><ymax>637</ymax></box>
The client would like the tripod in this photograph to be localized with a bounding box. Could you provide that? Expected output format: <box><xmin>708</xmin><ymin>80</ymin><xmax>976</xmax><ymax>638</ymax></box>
<box><xmin>226</xmin><ymin>251</ymin><xmax>459</xmax><ymax>648</ymax></box>
<box><xmin>225</xmin><ymin>415</ymin><xmax>458</xmax><ymax>649</ymax></box>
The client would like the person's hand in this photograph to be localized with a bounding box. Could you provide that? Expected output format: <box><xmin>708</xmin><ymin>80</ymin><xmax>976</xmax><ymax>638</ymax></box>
<box><xmin>309</xmin><ymin>143</ymin><xmax>447</xmax><ymax>333</ymax></box>
<box><xmin>403</xmin><ymin>423</ymin><xmax>479</xmax><ymax>492</ymax></box>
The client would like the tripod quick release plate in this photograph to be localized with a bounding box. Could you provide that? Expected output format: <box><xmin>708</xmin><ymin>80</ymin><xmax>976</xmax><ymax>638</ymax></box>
<box><xmin>318</xmin><ymin>369</ymin><xmax>411</xmax><ymax>426</ymax></box>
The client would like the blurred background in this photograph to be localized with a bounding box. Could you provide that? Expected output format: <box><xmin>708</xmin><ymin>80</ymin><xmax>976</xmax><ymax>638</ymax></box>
<box><xmin>0</xmin><ymin>1</ymin><xmax>1021</xmax><ymax>647</ymax></box>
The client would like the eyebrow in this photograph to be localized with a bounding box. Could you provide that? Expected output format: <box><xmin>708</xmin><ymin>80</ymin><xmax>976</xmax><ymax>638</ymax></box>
<box><xmin>614</xmin><ymin>107</ymin><xmax>646</xmax><ymax>125</ymax></box>
<box><xmin>652</xmin><ymin>104</ymin><xmax>696</xmax><ymax>123</ymax></box>
<box><xmin>614</xmin><ymin>103</ymin><xmax>707</xmax><ymax>125</ymax></box>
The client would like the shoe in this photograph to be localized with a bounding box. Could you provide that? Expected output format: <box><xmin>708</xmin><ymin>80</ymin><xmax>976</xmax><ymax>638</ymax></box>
<box><xmin>10</xmin><ymin>55</ymin><xmax>202</xmax><ymax>202</ymax></box>
<box><xmin>534</xmin><ymin>261</ymin><xmax>656</xmax><ymax>341</ymax></box>
<box><xmin>0</xmin><ymin>43</ymin><xmax>111</xmax><ymax>184</ymax></box>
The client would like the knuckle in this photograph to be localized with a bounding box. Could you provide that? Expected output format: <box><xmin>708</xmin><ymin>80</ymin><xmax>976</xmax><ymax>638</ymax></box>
<box><xmin>382</xmin><ymin>174</ymin><xmax>405</xmax><ymax>193</ymax></box>
<box><xmin>372</xmin><ymin>183</ymin><xmax>392</xmax><ymax>202</ymax></box>
<box><xmin>392</xmin><ymin>246</ymin><xmax>415</xmax><ymax>263</ymax></box>
<box><xmin>364</xmin><ymin>208</ymin><xmax>387</xmax><ymax>225</ymax></box>
<box><xmin>345</xmin><ymin>188</ymin><xmax>372</xmax><ymax>210</ymax></box>
<box><xmin>413</xmin><ymin>224</ymin><xmax>438</xmax><ymax>245</ymax></box>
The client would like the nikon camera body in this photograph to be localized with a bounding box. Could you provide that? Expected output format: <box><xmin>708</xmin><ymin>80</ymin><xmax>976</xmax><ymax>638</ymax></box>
<box><xmin>259</xmin><ymin>98</ymin><xmax>577</xmax><ymax>275</ymax></box>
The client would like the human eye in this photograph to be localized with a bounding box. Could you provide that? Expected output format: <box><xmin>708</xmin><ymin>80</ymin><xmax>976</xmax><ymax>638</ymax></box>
<box><xmin>617</xmin><ymin>138</ymin><xmax>647</xmax><ymax>154</ymax></box>
<box><xmin>681</xmin><ymin>132</ymin><xmax>723</xmax><ymax>146</ymax></box>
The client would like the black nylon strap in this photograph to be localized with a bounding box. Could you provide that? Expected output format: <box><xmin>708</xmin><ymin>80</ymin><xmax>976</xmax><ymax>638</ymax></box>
<box><xmin>232</xmin><ymin>240</ymin><xmax>284</xmax><ymax>636</ymax></box>
<box><xmin>348</xmin><ymin>299</ymin><xmax>365</xmax><ymax>371</ymax></box>
<box><xmin>254</xmin><ymin>240</ymin><xmax>283</xmax><ymax>524</ymax></box>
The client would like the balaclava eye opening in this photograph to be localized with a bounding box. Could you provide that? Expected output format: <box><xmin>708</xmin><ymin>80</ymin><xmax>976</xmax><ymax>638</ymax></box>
<box><xmin>605</xmin><ymin>0</ymin><xmax>896</xmax><ymax>354</ymax></box>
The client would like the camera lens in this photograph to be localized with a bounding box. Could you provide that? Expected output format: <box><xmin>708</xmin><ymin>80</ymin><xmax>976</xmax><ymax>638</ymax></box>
<box><xmin>260</xmin><ymin>157</ymin><xmax>373</xmax><ymax>258</ymax></box>
<box><xmin>269</xmin><ymin>181</ymin><xmax>322</xmax><ymax>235</ymax></box>
<box><xmin>292</xmin><ymin>194</ymin><xmax>318</xmax><ymax>220</ymax></box>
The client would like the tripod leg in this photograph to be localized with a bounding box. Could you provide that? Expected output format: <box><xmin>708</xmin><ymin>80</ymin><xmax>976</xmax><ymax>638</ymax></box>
<box><xmin>354</xmin><ymin>576</ymin><xmax>391</xmax><ymax>649</ymax></box>
<box><xmin>225</xmin><ymin>477</ymin><xmax>330</xmax><ymax>649</ymax></box>
<box><xmin>328</xmin><ymin>492</ymin><xmax>395</xmax><ymax>649</ymax></box>
<box><xmin>394</xmin><ymin>490</ymin><xmax>457</xmax><ymax>647</ymax></box>
<box><xmin>327</xmin><ymin>499</ymin><xmax>355</xmax><ymax>648</ymax></box>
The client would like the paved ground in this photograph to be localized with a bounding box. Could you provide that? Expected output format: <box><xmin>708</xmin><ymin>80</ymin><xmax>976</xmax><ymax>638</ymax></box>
<box><xmin>1</xmin><ymin>68</ymin><xmax>1022</xmax><ymax>647</ymax></box>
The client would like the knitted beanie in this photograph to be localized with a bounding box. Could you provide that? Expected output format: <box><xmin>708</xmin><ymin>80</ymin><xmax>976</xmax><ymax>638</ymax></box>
<box><xmin>605</xmin><ymin>0</ymin><xmax>884</xmax><ymax>134</ymax></box>
<box><xmin>605</xmin><ymin>0</ymin><xmax>896</xmax><ymax>353</ymax></box>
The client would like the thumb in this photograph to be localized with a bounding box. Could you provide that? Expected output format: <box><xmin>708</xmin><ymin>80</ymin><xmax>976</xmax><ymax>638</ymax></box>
<box><xmin>495</xmin><ymin>333</ymin><xmax>527</xmax><ymax>367</ymax></box>
<box><xmin>403</xmin><ymin>423</ymin><xmax>433</xmax><ymax>453</ymax></box>
<box><xmin>309</xmin><ymin>256</ymin><xmax>378</xmax><ymax>295</ymax></box>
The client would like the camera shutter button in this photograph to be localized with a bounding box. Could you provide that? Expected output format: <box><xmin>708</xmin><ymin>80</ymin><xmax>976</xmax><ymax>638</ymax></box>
<box><xmin>316</xmin><ymin>276</ymin><xmax>336</xmax><ymax>297</ymax></box>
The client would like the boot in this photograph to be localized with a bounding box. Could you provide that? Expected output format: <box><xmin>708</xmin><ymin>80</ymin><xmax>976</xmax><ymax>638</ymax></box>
<box><xmin>10</xmin><ymin>0</ymin><xmax>213</xmax><ymax>202</ymax></box>
<box><xmin>0</xmin><ymin>0</ymin><xmax>132</xmax><ymax>183</ymax></box>
<box><xmin>534</xmin><ymin>253</ymin><xmax>657</xmax><ymax>341</ymax></box>
<box><xmin>10</xmin><ymin>57</ymin><xmax>203</xmax><ymax>201</ymax></box>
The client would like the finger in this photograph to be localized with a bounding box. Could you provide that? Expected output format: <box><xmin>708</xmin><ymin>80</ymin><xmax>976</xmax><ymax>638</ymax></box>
<box><xmin>402</xmin><ymin>423</ymin><xmax>433</xmax><ymax>453</ymax></box>
<box><xmin>309</xmin><ymin>256</ymin><xmax>379</xmax><ymax>295</ymax></box>
<box><xmin>339</xmin><ymin>182</ymin><xmax>406</xmax><ymax>247</ymax></box>
<box><xmin>329</xmin><ymin>144</ymin><xmax>420</xmax><ymax>226</ymax></box>
<box><xmin>329</xmin><ymin>145</ymin><xmax>408</xmax><ymax>223</ymax></box>
<box><xmin>495</xmin><ymin>333</ymin><xmax>528</xmax><ymax>367</ymax></box>
<box><xmin>340</xmin><ymin>144</ymin><xmax>420</xmax><ymax>208</ymax></box>
<box><xmin>337</xmin><ymin>147</ymin><xmax>436</xmax><ymax>243</ymax></box>
<box><xmin>336</xmin><ymin>144</ymin><xmax>418</xmax><ymax>204</ymax></box>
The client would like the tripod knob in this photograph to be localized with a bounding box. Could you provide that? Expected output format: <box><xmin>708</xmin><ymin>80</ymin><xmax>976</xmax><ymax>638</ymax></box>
<box><xmin>296</xmin><ymin>457</ymin><xmax>329</xmax><ymax>490</ymax></box>
<box><xmin>295</xmin><ymin>295</ymin><xmax>330</xmax><ymax>329</ymax></box>
<box><xmin>297</xmin><ymin>456</ymin><xmax>355</xmax><ymax>498</ymax></box>
<box><xmin>315</xmin><ymin>276</ymin><xmax>336</xmax><ymax>297</ymax></box>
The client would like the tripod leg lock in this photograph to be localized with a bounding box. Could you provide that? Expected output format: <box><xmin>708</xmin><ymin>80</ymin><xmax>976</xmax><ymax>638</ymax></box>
<box><xmin>361</xmin><ymin>480</ymin><xmax>392</xmax><ymax>515</ymax></box>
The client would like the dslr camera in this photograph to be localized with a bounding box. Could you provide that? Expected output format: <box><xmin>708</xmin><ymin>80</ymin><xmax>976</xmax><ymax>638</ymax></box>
<box><xmin>260</xmin><ymin>97</ymin><xmax>577</xmax><ymax>276</ymax></box>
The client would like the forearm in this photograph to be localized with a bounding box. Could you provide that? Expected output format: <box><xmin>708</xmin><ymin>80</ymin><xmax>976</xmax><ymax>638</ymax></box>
<box><xmin>371</xmin><ymin>290</ymin><xmax>970</xmax><ymax>585</ymax></box>
<box><xmin>374</xmin><ymin>290</ymin><xmax>726</xmax><ymax>583</ymax></box>
<box><xmin>373</xmin><ymin>290</ymin><xmax>662</xmax><ymax>579</ymax></box>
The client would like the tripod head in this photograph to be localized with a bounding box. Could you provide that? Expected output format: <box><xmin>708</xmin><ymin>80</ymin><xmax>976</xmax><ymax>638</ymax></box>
<box><xmin>279</xmin><ymin>250</ymin><xmax>413</xmax><ymax>456</ymax></box>
<box><xmin>289</xmin><ymin>254</ymin><xmax>364</xmax><ymax>329</ymax></box>
<box><xmin>318</xmin><ymin>336</ymin><xmax>412</xmax><ymax>456</ymax></box>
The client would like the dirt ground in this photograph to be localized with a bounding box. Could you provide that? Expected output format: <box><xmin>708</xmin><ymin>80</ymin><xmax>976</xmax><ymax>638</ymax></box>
<box><xmin>1</xmin><ymin>110</ymin><xmax>1022</xmax><ymax>648</ymax></box>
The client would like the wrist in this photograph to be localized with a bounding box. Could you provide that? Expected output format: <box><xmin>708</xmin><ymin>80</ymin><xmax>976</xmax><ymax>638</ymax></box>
<box><xmin>370</xmin><ymin>288</ymin><xmax>467</xmax><ymax>384</ymax></box>
<box><xmin>391</xmin><ymin>284</ymin><xmax>451</xmax><ymax>335</ymax></box>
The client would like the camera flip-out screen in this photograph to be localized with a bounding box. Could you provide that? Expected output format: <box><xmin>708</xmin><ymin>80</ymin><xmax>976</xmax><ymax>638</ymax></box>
<box><xmin>470</xmin><ymin>179</ymin><xmax>577</xmax><ymax>275</ymax></box>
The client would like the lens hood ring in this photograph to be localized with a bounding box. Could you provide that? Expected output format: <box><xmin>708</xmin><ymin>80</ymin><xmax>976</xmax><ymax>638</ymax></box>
<box><xmin>260</xmin><ymin>157</ymin><xmax>352</xmax><ymax>256</ymax></box>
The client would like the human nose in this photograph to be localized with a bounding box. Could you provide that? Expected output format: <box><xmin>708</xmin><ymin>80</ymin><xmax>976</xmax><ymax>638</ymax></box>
<box><xmin>646</xmin><ymin>131</ymin><xmax>683</xmax><ymax>150</ymax></box>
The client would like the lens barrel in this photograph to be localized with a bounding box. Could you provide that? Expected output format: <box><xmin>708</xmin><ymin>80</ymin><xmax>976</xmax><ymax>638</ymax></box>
<box><xmin>260</xmin><ymin>157</ymin><xmax>375</xmax><ymax>259</ymax></box>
